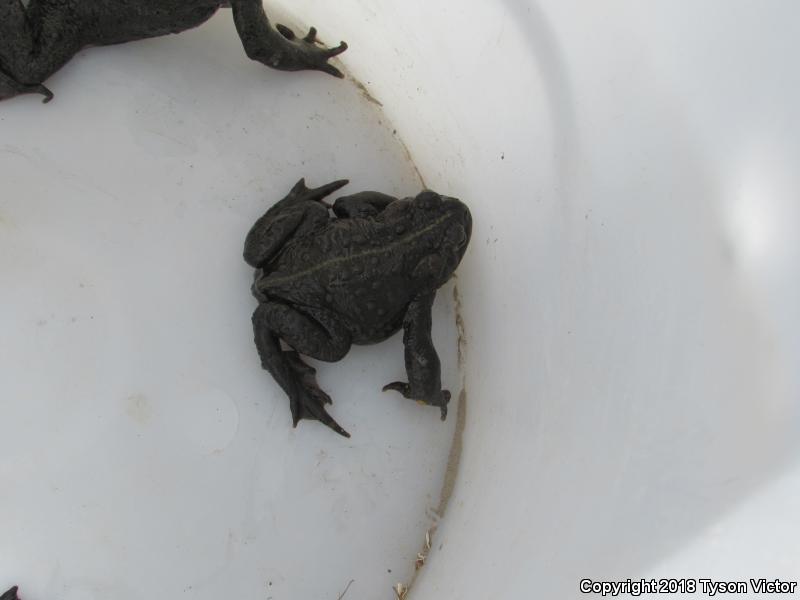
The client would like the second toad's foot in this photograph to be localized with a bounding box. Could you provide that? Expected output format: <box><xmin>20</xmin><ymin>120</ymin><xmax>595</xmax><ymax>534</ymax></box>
<box><xmin>271</xmin><ymin>23</ymin><xmax>348</xmax><ymax>78</ymax></box>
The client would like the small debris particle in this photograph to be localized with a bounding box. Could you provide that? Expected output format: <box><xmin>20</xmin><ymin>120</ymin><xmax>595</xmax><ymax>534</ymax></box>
<box><xmin>336</xmin><ymin>579</ymin><xmax>355</xmax><ymax>600</ymax></box>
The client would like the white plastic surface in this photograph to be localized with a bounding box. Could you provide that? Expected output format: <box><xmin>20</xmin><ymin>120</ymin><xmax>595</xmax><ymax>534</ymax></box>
<box><xmin>4</xmin><ymin>1</ymin><xmax>800</xmax><ymax>599</ymax></box>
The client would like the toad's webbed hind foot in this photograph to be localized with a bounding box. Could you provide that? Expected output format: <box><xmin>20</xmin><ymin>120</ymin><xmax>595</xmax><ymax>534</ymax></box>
<box><xmin>252</xmin><ymin>303</ymin><xmax>352</xmax><ymax>438</ymax></box>
<box><xmin>286</xmin><ymin>351</ymin><xmax>350</xmax><ymax>438</ymax></box>
<box><xmin>383</xmin><ymin>382</ymin><xmax>451</xmax><ymax>420</ymax></box>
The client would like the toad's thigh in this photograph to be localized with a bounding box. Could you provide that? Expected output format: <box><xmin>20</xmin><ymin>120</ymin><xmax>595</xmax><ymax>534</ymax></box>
<box><xmin>81</xmin><ymin>1</ymin><xmax>221</xmax><ymax>45</ymax></box>
<box><xmin>253</xmin><ymin>302</ymin><xmax>352</xmax><ymax>362</ymax></box>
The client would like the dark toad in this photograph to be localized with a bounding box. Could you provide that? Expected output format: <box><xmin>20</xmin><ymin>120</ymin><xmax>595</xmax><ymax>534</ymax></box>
<box><xmin>0</xmin><ymin>0</ymin><xmax>346</xmax><ymax>103</ymax></box>
<box><xmin>244</xmin><ymin>179</ymin><xmax>472</xmax><ymax>437</ymax></box>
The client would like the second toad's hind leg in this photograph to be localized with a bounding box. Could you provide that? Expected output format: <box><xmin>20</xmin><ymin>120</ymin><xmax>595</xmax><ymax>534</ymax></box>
<box><xmin>0</xmin><ymin>68</ymin><xmax>53</xmax><ymax>103</ymax></box>
<box><xmin>229</xmin><ymin>0</ymin><xmax>347</xmax><ymax>78</ymax></box>
<box><xmin>0</xmin><ymin>0</ymin><xmax>83</xmax><ymax>102</ymax></box>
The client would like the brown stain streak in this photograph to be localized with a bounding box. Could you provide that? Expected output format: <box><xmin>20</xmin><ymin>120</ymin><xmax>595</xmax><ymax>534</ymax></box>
<box><xmin>405</xmin><ymin>282</ymin><xmax>468</xmax><ymax>598</ymax></box>
<box><xmin>348</xmin><ymin>76</ymin><xmax>384</xmax><ymax>107</ymax></box>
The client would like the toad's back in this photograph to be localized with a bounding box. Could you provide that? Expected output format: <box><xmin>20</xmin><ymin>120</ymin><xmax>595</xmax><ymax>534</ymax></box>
<box><xmin>256</xmin><ymin>217</ymin><xmax>427</xmax><ymax>343</ymax></box>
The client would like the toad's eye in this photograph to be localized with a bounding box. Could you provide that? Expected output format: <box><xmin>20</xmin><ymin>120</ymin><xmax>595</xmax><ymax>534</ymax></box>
<box><xmin>415</xmin><ymin>191</ymin><xmax>442</xmax><ymax>210</ymax></box>
<box><xmin>446</xmin><ymin>224</ymin><xmax>466</xmax><ymax>247</ymax></box>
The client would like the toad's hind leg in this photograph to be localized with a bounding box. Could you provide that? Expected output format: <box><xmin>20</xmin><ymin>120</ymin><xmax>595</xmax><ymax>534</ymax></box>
<box><xmin>244</xmin><ymin>178</ymin><xmax>347</xmax><ymax>269</ymax></box>
<box><xmin>252</xmin><ymin>302</ymin><xmax>352</xmax><ymax>437</ymax></box>
<box><xmin>332</xmin><ymin>191</ymin><xmax>397</xmax><ymax>219</ymax></box>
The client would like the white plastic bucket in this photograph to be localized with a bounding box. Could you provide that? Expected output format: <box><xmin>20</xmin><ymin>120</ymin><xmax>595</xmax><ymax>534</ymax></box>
<box><xmin>2</xmin><ymin>2</ymin><xmax>799</xmax><ymax>599</ymax></box>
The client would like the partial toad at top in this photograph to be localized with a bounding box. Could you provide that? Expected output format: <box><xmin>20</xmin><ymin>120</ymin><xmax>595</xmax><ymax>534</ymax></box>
<box><xmin>0</xmin><ymin>0</ymin><xmax>347</xmax><ymax>103</ymax></box>
<box><xmin>1</xmin><ymin>588</ymin><xmax>19</xmax><ymax>600</ymax></box>
<box><xmin>245</xmin><ymin>179</ymin><xmax>472</xmax><ymax>437</ymax></box>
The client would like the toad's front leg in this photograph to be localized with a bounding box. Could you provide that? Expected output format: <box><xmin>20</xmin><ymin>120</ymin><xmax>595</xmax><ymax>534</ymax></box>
<box><xmin>383</xmin><ymin>291</ymin><xmax>451</xmax><ymax>420</ymax></box>
<box><xmin>252</xmin><ymin>302</ymin><xmax>352</xmax><ymax>437</ymax></box>
<box><xmin>229</xmin><ymin>0</ymin><xmax>347</xmax><ymax>78</ymax></box>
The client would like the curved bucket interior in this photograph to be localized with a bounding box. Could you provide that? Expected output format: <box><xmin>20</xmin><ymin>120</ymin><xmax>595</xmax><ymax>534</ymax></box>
<box><xmin>3</xmin><ymin>1</ymin><xmax>800</xmax><ymax>599</ymax></box>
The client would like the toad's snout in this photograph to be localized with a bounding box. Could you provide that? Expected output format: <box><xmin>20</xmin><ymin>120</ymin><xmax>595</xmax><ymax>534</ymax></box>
<box><xmin>441</xmin><ymin>197</ymin><xmax>472</xmax><ymax>247</ymax></box>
